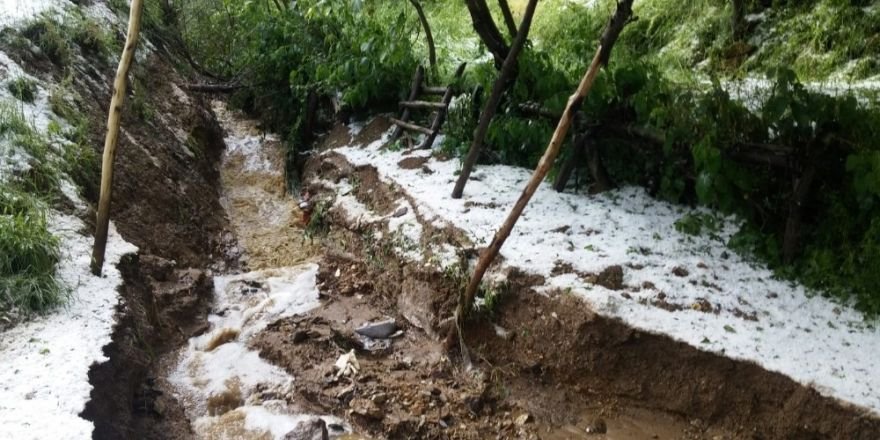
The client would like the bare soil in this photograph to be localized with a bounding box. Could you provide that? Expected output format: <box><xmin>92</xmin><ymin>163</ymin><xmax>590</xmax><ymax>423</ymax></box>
<box><xmin>245</xmin><ymin>118</ymin><xmax>880</xmax><ymax>440</ymax></box>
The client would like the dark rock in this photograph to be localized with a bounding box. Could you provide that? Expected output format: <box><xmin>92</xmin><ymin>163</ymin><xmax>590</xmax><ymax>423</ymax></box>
<box><xmin>354</xmin><ymin>318</ymin><xmax>397</xmax><ymax>339</ymax></box>
<box><xmin>672</xmin><ymin>266</ymin><xmax>689</xmax><ymax>277</ymax></box>
<box><xmin>283</xmin><ymin>417</ymin><xmax>328</xmax><ymax>440</ymax></box>
<box><xmin>596</xmin><ymin>265</ymin><xmax>624</xmax><ymax>290</ymax></box>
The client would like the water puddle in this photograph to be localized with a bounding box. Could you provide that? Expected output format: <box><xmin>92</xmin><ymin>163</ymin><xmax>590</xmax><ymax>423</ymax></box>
<box><xmin>163</xmin><ymin>102</ymin><xmax>355</xmax><ymax>439</ymax></box>
<box><xmin>541</xmin><ymin>408</ymin><xmax>700</xmax><ymax>440</ymax></box>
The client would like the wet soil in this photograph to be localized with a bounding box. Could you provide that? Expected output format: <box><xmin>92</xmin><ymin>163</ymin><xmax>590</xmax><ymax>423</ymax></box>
<box><xmin>256</xmin><ymin>117</ymin><xmax>880</xmax><ymax>440</ymax></box>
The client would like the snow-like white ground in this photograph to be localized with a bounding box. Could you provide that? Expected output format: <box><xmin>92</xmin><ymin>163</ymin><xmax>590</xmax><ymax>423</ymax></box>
<box><xmin>0</xmin><ymin>0</ymin><xmax>66</xmax><ymax>25</ymax></box>
<box><xmin>0</xmin><ymin>214</ymin><xmax>137</xmax><ymax>440</ymax></box>
<box><xmin>167</xmin><ymin>243</ymin><xmax>350</xmax><ymax>440</ymax></box>
<box><xmin>332</xmin><ymin>125</ymin><xmax>880</xmax><ymax>417</ymax></box>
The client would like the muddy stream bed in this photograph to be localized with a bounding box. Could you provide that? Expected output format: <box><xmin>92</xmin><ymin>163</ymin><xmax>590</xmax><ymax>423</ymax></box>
<box><xmin>133</xmin><ymin>105</ymin><xmax>878</xmax><ymax>440</ymax></box>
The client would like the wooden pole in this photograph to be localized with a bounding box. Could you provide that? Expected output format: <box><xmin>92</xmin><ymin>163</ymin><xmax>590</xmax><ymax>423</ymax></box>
<box><xmin>451</xmin><ymin>0</ymin><xmax>539</xmax><ymax>199</ymax></box>
<box><xmin>454</xmin><ymin>0</ymin><xmax>634</xmax><ymax>344</ymax></box>
<box><xmin>91</xmin><ymin>0</ymin><xmax>145</xmax><ymax>276</ymax></box>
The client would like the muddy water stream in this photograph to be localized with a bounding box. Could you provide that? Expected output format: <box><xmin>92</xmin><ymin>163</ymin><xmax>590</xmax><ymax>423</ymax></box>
<box><xmin>157</xmin><ymin>102</ymin><xmax>361</xmax><ymax>439</ymax></box>
<box><xmin>156</xmin><ymin>104</ymin><xmax>713</xmax><ymax>439</ymax></box>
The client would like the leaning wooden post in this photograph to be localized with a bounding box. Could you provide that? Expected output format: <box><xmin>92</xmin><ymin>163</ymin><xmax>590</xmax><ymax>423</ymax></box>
<box><xmin>451</xmin><ymin>0</ymin><xmax>539</xmax><ymax>199</ymax></box>
<box><xmin>455</xmin><ymin>0</ymin><xmax>634</xmax><ymax>344</ymax></box>
<box><xmin>91</xmin><ymin>0</ymin><xmax>145</xmax><ymax>276</ymax></box>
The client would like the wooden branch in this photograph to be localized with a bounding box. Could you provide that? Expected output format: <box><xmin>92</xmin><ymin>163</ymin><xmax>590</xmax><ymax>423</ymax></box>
<box><xmin>783</xmin><ymin>163</ymin><xmax>816</xmax><ymax>263</ymax></box>
<box><xmin>399</xmin><ymin>100</ymin><xmax>447</xmax><ymax>110</ymax></box>
<box><xmin>452</xmin><ymin>0</ymin><xmax>539</xmax><ymax>199</ymax></box>
<box><xmin>464</xmin><ymin>0</ymin><xmax>510</xmax><ymax>68</ymax></box>
<box><xmin>498</xmin><ymin>0</ymin><xmax>518</xmax><ymax>38</ymax></box>
<box><xmin>409</xmin><ymin>0</ymin><xmax>437</xmax><ymax>77</ymax></box>
<box><xmin>92</xmin><ymin>0</ymin><xmax>144</xmax><ymax>275</ymax></box>
<box><xmin>390</xmin><ymin>118</ymin><xmax>433</xmax><ymax>136</ymax></box>
<box><xmin>421</xmin><ymin>86</ymin><xmax>447</xmax><ymax>95</ymax></box>
<box><xmin>454</xmin><ymin>0</ymin><xmax>634</xmax><ymax>348</ymax></box>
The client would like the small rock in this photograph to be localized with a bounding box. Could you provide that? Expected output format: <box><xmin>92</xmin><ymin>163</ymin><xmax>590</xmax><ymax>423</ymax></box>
<box><xmin>515</xmin><ymin>413</ymin><xmax>533</xmax><ymax>426</ymax></box>
<box><xmin>596</xmin><ymin>265</ymin><xmax>624</xmax><ymax>290</ymax></box>
<box><xmin>283</xmin><ymin>417</ymin><xmax>328</xmax><ymax>440</ymax></box>
<box><xmin>355</xmin><ymin>318</ymin><xmax>398</xmax><ymax>339</ymax></box>
<box><xmin>585</xmin><ymin>417</ymin><xmax>607</xmax><ymax>434</ymax></box>
<box><xmin>392</xmin><ymin>206</ymin><xmax>408</xmax><ymax>217</ymax></box>
<box><xmin>672</xmin><ymin>266</ymin><xmax>689</xmax><ymax>277</ymax></box>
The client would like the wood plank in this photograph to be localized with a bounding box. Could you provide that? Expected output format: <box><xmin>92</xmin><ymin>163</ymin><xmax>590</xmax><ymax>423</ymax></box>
<box><xmin>400</xmin><ymin>100</ymin><xmax>447</xmax><ymax>110</ymax></box>
<box><xmin>421</xmin><ymin>86</ymin><xmax>448</xmax><ymax>95</ymax></box>
<box><xmin>390</xmin><ymin>118</ymin><xmax>433</xmax><ymax>135</ymax></box>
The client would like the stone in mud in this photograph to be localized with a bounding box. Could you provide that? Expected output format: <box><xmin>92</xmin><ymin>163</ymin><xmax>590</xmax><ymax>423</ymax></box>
<box><xmin>354</xmin><ymin>318</ymin><xmax>398</xmax><ymax>339</ymax></box>
<box><xmin>596</xmin><ymin>265</ymin><xmax>624</xmax><ymax>290</ymax></box>
<box><xmin>283</xmin><ymin>417</ymin><xmax>329</xmax><ymax>440</ymax></box>
<box><xmin>585</xmin><ymin>417</ymin><xmax>607</xmax><ymax>434</ymax></box>
<box><xmin>398</xmin><ymin>278</ymin><xmax>437</xmax><ymax>338</ymax></box>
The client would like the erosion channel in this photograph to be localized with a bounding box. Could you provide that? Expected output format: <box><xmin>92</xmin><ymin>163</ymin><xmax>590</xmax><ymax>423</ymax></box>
<box><xmin>88</xmin><ymin>104</ymin><xmax>879</xmax><ymax>440</ymax></box>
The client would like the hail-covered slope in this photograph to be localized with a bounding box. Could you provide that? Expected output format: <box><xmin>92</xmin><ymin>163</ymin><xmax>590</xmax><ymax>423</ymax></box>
<box><xmin>0</xmin><ymin>2</ymin><xmax>139</xmax><ymax>438</ymax></box>
<box><xmin>332</xmin><ymin>124</ymin><xmax>880</xmax><ymax>417</ymax></box>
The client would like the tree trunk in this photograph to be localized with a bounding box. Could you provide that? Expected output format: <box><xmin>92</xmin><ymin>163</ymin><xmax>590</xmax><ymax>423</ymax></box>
<box><xmin>453</xmin><ymin>0</ymin><xmax>634</xmax><ymax>356</ymax></box>
<box><xmin>451</xmin><ymin>0</ymin><xmax>540</xmax><ymax>199</ymax></box>
<box><xmin>782</xmin><ymin>164</ymin><xmax>816</xmax><ymax>263</ymax></box>
<box><xmin>91</xmin><ymin>0</ymin><xmax>145</xmax><ymax>275</ymax></box>
<box><xmin>498</xmin><ymin>0</ymin><xmax>518</xmax><ymax>38</ymax></box>
<box><xmin>731</xmin><ymin>0</ymin><xmax>746</xmax><ymax>41</ymax></box>
<box><xmin>464</xmin><ymin>0</ymin><xmax>510</xmax><ymax>68</ymax></box>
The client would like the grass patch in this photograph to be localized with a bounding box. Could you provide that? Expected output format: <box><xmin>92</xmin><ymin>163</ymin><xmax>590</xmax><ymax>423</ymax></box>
<box><xmin>21</xmin><ymin>14</ymin><xmax>72</xmax><ymax>66</ymax></box>
<box><xmin>0</xmin><ymin>184</ymin><xmax>64</xmax><ymax>315</ymax></box>
<box><xmin>6</xmin><ymin>77</ymin><xmax>38</xmax><ymax>103</ymax></box>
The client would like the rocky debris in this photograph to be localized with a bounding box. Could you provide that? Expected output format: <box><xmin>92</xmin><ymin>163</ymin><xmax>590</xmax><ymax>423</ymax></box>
<box><xmin>284</xmin><ymin>417</ymin><xmax>329</xmax><ymax>440</ymax></box>
<box><xmin>596</xmin><ymin>265</ymin><xmax>624</xmax><ymax>290</ymax></box>
<box><xmin>350</xmin><ymin>397</ymin><xmax>384</xmax><ymax>420</ymax></box>
<box><xmin>355</xmin><ymin>318</ymin><xmax>398</xmax><ymax>339</ymax></box>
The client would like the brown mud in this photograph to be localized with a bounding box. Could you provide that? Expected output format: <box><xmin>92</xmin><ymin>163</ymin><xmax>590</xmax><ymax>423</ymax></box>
<box><xmin>246</xmin><ymin>117</ymin><xmax>880</xmax><ymax>440</ymax></box>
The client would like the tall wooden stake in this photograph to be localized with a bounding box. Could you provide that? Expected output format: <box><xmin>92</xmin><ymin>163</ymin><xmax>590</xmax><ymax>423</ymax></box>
<box><xmin>91</xmin><ymin>0</ymin><xmax>145</xmax><ymax>276</ymax></box>
<box><xmin>454</xmin><ymin>0</ymin><xmax>634</xmax><ymax>355</ymax></box>
<box><xmin>451</xmin><ymin>0</ymin><xmax>539</xmax><ymax>199</ymax></box>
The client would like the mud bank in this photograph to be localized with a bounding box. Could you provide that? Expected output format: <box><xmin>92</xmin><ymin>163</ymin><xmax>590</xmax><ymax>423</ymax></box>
<box><xmin>276</xmin><ymin>118</ymin><xmax>880</xmax><ymax>439</ymax></box>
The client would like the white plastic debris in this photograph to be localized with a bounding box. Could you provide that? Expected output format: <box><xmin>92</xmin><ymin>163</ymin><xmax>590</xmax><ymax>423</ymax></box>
<box><xmin>335</xmin><ymin>350</ymin><xmax>360</xmax><ymax>378</ymax></box>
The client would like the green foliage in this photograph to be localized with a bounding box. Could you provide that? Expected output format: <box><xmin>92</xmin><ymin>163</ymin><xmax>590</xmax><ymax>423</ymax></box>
<box><xmin>7</xmin><ymin>77</ymin><xmax>38</xmax><ymax>103</ymax></box>
<box><xmin>0</xmin><ymin>185</ymin><xmax>64</xmax><ymax>315</ymax></box>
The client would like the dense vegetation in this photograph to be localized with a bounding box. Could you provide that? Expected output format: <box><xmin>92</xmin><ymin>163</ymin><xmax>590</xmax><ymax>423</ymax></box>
<box><xmin>131</xmin><ymin>0</ymin><xmax>879</xmax><ymax>315</ymax></box>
